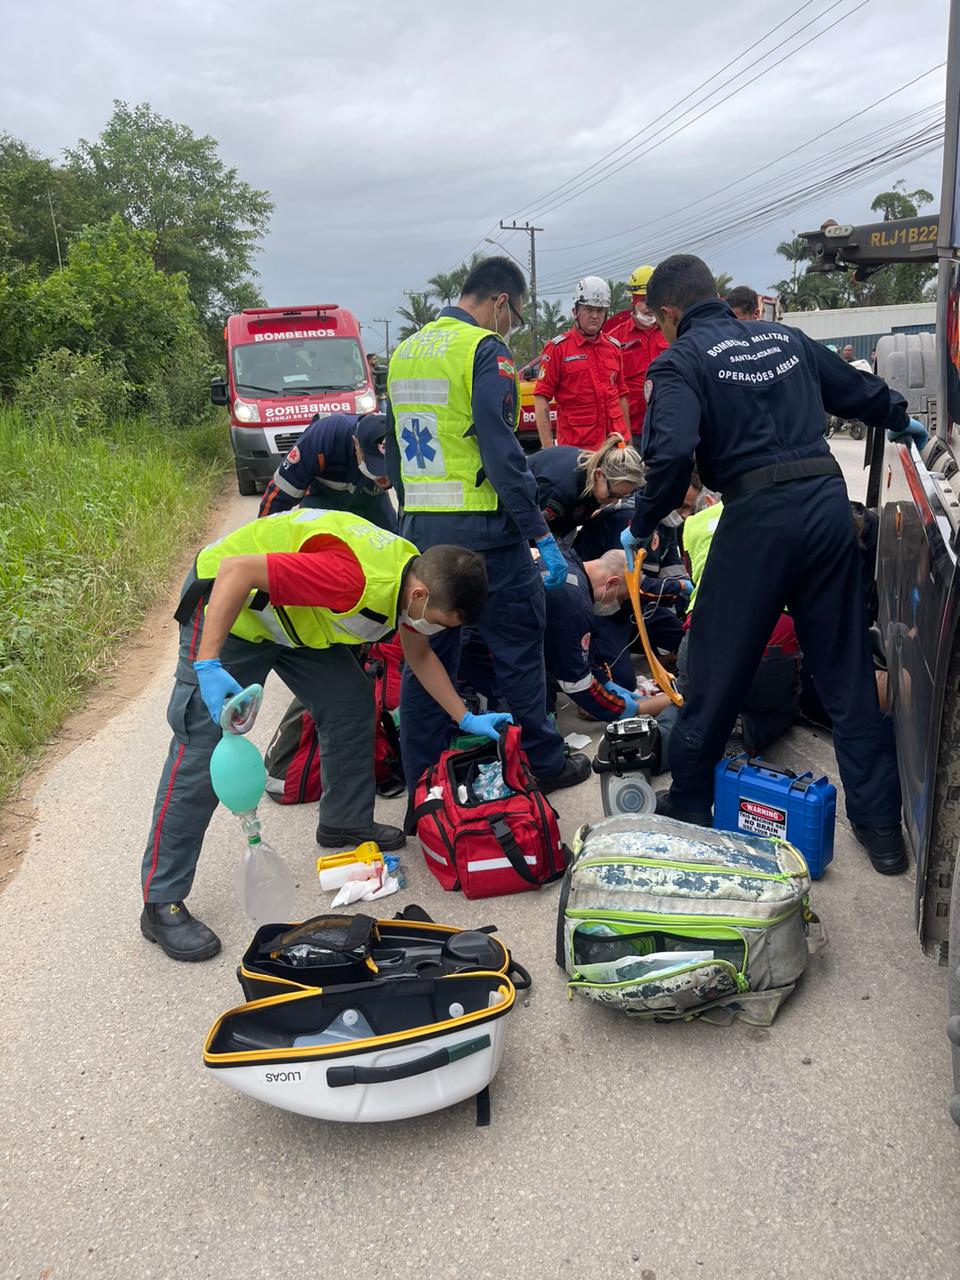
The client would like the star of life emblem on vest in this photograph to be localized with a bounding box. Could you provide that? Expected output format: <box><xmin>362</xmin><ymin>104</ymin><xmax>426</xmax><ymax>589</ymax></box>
<box><xmin>398</xmin><ymin>411</ymin><xmax>445</xmax><ymax>476</ymax></box>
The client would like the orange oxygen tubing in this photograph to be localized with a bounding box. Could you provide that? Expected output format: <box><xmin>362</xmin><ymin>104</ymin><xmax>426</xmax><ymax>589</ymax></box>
<box><xmin>624</xmin><ymin>549</ymin><xmax>684</xmax><ymax>707</ymax></box>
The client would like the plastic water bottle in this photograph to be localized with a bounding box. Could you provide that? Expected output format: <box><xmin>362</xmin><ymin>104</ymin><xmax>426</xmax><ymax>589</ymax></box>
<box><xmin>235</xmin><ymin>812</ymin><xmax>295</xmax><ymax>926</ymax></box>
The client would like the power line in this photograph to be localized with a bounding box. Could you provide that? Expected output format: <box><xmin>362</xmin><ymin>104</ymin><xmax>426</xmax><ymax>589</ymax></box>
<box><xmin>459</xmin><ymin>2</ymin><xmax>831</xmax><ymax>274</ymax></box>
<box><xmin>528</xmin><ymin>0</ymin><xmax>871</xmax><ymax>221</ymax></box>
<box><xmin>537</xmin><ymin>62</ymin><xmax>945</xmax><ymax>260</ymax></box>
<box><xmin>536</xmin><ymin>117</ymin><xmax>943</xmax><ymax>295</ymax></box>
<box><xmin>535</xmin><ymin>96</ymin><xmax>942</xmax><ymax>287</ymax></box>
<box><xmin>538</xmin><ymin>129</ymin><xmax>942</xmax><ymax>293</ymax></box>
<box><xmin>538</xmin><ymin>104</ymin><xmax>943</xmax><ymax>287</ymax></box>
<box><xmin>507</xmin><ymin>0</ymin><xmax>824</xmax><ymax>220</ymax></box>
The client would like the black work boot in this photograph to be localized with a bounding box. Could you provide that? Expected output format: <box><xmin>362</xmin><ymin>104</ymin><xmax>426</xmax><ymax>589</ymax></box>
<box><xmin>655</xmin><ymin>789</ymin><xmax>713</xmax><ymax>827</ymax></box>
<box><xmin>316</xmin><ymin>821</ymin><xmax>406</xmax><ymax>851</ymax></box>
<box><xmin>140</xmin><ymin>902</ymin><xmax>221</xmax><ymax>961</ymax></box>
<box><xmin>851</xmin><ymin>823</ymin><xmax>909</xmax><ymax>875</ymax></box>
<box><xmin>537</xmin><ymin>752</ymin><xmax>592</xmax><ymax>795</ymax></box>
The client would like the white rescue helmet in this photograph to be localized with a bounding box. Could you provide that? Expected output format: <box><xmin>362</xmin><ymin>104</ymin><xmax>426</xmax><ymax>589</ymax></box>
<box><xmin>574</xmin><ymin>275</ymin><xmax>611</xmax><ymax>310</ymax></box>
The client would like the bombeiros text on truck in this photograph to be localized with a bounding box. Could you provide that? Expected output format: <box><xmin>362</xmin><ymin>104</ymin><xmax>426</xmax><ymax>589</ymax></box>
<box><xmin>210</xmin><ymin>305</ymin><xmax>378</xmax><ymax>495</ymax></box>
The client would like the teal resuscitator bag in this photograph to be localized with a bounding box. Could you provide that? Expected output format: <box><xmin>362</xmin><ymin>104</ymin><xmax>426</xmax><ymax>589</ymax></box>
<box><xmin>556</xmin><ymin>814</ymin><xmax>826</xmax><ymax>1025</ymax></box>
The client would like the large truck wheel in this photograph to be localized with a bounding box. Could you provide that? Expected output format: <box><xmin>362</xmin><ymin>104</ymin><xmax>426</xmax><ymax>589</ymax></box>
<box><xmin>236</xmin><ymin>462</ymin><xmax>258</xmax><ymax>496</ymax></box>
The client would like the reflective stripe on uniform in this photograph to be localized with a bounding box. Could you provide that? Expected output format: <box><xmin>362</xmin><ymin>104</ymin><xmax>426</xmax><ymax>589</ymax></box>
<box><xmin>558</xmin><ymin>673</ymin><xmax>594</xmax><ymax>694</ymax></box>
<box><xmin>335</xmin><ymin>613</ymin><xmax>392</xmax><ymax>642</ymax></box>
<box><xmin>258</xmin><ymin>605</ymin><xmax>297</xmax><ymax>647</ymax></box>
<box><xmin>389</xmin><ymin>378</ymin><xmax>449</xmax><ymax>405</ymax></box>
<box><xmin>403</xmin><ymin>480</ymin><xmax>465</xmax><ymax>507</ymax></box>
<box><xmin>467</xmin><ymin>855</ymin><xmax>538</xmax><ymax>872</ymax></box>
<box><xmin>273</xmin><ymin>471</ymin><xmax>304</xmax><ymax>498</ymax></box>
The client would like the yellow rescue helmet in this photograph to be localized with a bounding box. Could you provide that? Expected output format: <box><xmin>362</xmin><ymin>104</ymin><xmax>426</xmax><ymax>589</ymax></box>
<box><xmin>627</xmin><ymin>265</ymin><xmax>655</xmax><ymax>296</ymax></box>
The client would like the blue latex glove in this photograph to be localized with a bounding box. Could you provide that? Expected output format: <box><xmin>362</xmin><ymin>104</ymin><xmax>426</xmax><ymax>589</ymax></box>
<box><xmin>620</xmin><ymin>525</ymin><xmax>641</xmax><ymax>571</ymax></box>
<box><xmin>605</xmin><ymin>680</ymin><xmax>638</xmax><ymax>719</ymax></box>
<box><xmin>535</xmin><ymin>533</ymin><xmax>568</xmax><ymax>590</ymax></box>
<box><xmin>458</xmin><ymin>710</ymin><xmax>514</xmax><ymax>742</ymax></box>
<box><xmin>676</xmin><ymin>578</ymin><xmax>694</xmax><ymax>599</ymax></box>
<box><xmin>194</xmin><ymin>658</ymin><xmax>243</xmax><ymax>726</ymax></box>
<box><xmin>887</xmin><ymin>417</ymin><xmax>929</xmax><ymax>450</ymax></box>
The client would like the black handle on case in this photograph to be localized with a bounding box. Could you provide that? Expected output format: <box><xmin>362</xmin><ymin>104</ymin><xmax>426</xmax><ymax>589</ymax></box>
<box><xmin>747</xmin><ymin>756</ymin><xmax>797</xmax><ymax>779</ymax></box>
<box><xmin>325</xmin><ymin>1033</ymin><xmax>491</xmax><ymax>1087</ymax></box>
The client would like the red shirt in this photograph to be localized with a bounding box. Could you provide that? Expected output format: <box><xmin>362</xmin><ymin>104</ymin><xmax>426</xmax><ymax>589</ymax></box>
<box><xmin>603</xmin><ymin>310</ymin><xmax>669</xmax><ymax>442</ymax></box>
<box><xmin>265</xmin><ymin>534</ymin><xmax>366</xmax><ymax>611</ymax></box>
<box><xmin>535</xmin><ymin>327</ymin><xmax>628</xmax><ymax>450</ymax></box>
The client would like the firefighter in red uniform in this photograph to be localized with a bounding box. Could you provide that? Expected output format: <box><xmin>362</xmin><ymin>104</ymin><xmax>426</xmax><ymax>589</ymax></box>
<box><xmin>602</xmin><ymin>265</ymin><xmax>668</xmax><ymax>449</ymax></box>
<box><xmin>534</xmin><ymin>276</ymin><xmax>629</xmax><ymax>451</ymax></box>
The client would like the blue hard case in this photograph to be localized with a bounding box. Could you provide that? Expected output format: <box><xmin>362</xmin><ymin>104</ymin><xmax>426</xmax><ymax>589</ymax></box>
<box><xmin>713</xmin><ymin>753</ymin><xmax>836</xmax><ymax>878</ymax></box>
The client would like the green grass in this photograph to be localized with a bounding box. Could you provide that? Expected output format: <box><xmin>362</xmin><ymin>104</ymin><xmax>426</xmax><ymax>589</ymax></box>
<box><xmin>0</xmin><ymin>406</ymin><xmax>230</xmax><ymax>805</ymax></box>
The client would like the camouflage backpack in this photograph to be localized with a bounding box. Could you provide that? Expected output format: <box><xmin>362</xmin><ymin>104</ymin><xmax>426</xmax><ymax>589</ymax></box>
<box><xmin>556</xmin><ymin>814</ymin><xmax>826</xmax><ymax>1026</ymax></box>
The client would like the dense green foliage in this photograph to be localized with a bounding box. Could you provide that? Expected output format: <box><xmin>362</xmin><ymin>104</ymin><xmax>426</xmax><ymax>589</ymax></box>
<box><xmin>0</xmin><ymin>100</ymin><xmax>273</xmax><ymax>401</ymax></box>
<box><xmin>0</xmin><ymin>101</ymin><xmax>269</xmax><ymax>803</ymax></box>
<box><xmin>65</xmin><ymin>102</ymin><xmax>272</xmax><ymax>326</ymax></box>
<box><xmin>0</xmin><ymin>407</ymin><xmax>229</xmax><ymax>804</ymax></box>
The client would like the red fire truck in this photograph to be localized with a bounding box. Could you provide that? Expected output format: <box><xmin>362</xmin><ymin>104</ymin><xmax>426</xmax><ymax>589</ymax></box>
<box><xmin>211</xmin><ymin>305</ymin><xmax>378</xmax><ymax>494</ymax></box>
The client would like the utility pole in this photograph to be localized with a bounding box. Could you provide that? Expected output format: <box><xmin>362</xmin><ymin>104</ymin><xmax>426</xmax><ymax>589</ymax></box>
<box><xmin>373</xmin><ymin>317</ymin><xmax>391</xmax><ymax>356</ymax></box>
<box><xmin>500</xmin><ymin>220</ymin><xmax>542</xmax><ymax>354</ymax></box>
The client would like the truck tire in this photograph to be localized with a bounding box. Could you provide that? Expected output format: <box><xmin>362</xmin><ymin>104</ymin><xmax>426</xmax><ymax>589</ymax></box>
<box><xmin>236</xmin><ymin>462</ymin><xmax>258</xmax><ymax>496</ymax></box>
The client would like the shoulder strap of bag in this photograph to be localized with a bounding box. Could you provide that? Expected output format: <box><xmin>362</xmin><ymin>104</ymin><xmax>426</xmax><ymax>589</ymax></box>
<box><xmin>490</xmin><ymin>818</ymin><xmax>540</xmax><ymax>886</ymax></box>
<box><xmin>497</xmin><ymin>724</ymin><xmax>532</xmax><ymax>793</ymax></box>
<box><xmin>393</xmin><ymin>903</ymin><xmax>434</xmax><ymax>923</ymax></box>
<box><xmin>376</xmin><ymin>707</ymin><xmax>406</xmax><ymax>798</ymax></box>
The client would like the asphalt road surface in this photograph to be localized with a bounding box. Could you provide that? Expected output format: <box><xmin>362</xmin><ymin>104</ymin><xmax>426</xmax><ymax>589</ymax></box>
<box><xmin>2</xmin><ymin>436</ymin><xmax>957</xmax><ymax>1280</ymax></box>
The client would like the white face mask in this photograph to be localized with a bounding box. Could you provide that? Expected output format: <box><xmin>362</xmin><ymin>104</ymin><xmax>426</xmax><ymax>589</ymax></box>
<box><xmin>399</xmin><ymin>591</ymin><xmax>447</xmax><ymax>636</ymax></box>
<box><xmin>660</xmin><ymin>510</ymin><xmax>684</xmax><ymax>529</ymax></box>
<box><xmin>634</xmin><ymin>307</ymin><xmax>658</xmax><ymax>327</ymax></box>
<box><xmin>495</xmin><ymin>298</ymin><xmax>521</xmax><ymax>341</ymax></box>
<box><xmin>357</xmin><ymin>459</ymin><xmax>379</xmax><ymax>482</ymax></box>
<box><xmin>593</xmin><ymin>585</ymin><xmax>621</xmax><ymax>616</ymax></box>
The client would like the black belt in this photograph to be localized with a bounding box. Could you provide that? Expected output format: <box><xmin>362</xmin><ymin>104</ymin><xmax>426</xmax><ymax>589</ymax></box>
<box><xmin>722</xmin><ymin>456</ymin><xmax>842</xmax><ymax>502</ymax></box>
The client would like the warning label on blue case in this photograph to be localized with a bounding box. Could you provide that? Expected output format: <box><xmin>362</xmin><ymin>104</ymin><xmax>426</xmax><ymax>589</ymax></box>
<box><xmin>738</xmin><ymin>797</ymin><xmax>787</xmax><ymax>840</ymax></box>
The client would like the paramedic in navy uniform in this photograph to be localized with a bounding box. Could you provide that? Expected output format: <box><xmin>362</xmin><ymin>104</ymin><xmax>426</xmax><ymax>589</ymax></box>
<box><xmin>620</xmin><ymin>254</ymin><xmax>925</xmax><ymax>875</ymax></box>
<box><xmin>386</xmin><ymin>256</ymin><xmax>590</xmax><ymax>795</ymax></box>
<box><xmin>259</xmin><ymin>411</ymin><xmax>396</xmax><ymax>531</ymax></box>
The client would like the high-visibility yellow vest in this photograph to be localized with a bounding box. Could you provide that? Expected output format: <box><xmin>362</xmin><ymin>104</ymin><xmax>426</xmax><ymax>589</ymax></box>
<box><xmin>387</xmin><ymin>315</ymin><xmax>519</xmax><ymax>513</ymax></box>
<box><xmin>195</xmin><ymin>508</ymin><xmax>418</xmax><ymax>648</ymax></box>
<box><xmin>681</xmin><ymin>501</ymin><xmax>724</xmax><ymax>612</ymax></box>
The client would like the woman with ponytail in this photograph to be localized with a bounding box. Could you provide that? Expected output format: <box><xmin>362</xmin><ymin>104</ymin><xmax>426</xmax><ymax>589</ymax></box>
<box><xmin>529</xmin><ymin>434</ymin><xmax>645</xmax><ymax>543</ymax></box>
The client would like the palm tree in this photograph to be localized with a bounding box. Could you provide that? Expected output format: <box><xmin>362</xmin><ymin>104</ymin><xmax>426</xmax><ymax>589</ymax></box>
<box><xmin>608</xmin><ymin>279</ymin><xmax>631</xmax><ymax>314</ymax></box>
<box><xmin>396</xmin><ymin>292</ymin><xmax>439</xmax><ymax>339</ymax></box>
<box><xmin>713</xmin><ymin>271</ymin><xmax>734</xmax><ymax>296</ymax></box>
<box><xmin>427</xmin><ymin>271</ymin><xmax>460</xmax><ymax>305</ymax></box>
<box><xmin>448</xmin><ymin>253</ymin><xmax>484</xmax><ymax>300</ymax></box>
<box><xmin>775</xmin><ymin>237</ymin><xmax>811</xmax><ymax>295</ymax></box>
<box><xmin>538</xmin><ymin>298</ymin><xmax>567</xmax><ymax>342</ymax></box>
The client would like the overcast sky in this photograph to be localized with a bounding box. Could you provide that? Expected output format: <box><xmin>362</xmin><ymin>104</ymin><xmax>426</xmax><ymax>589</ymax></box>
<box><xmin>3</xmin><ymin>0</ymin><xmax>950</xmax><ymax>348</ymax></box>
